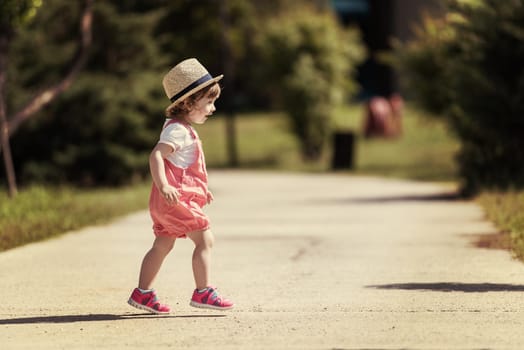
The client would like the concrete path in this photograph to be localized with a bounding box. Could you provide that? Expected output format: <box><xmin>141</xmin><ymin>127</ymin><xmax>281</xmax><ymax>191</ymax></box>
<box><xmin>2</xmin><ymin>171</ymin><xmax>524</xmax><ymax>349</ymax></box>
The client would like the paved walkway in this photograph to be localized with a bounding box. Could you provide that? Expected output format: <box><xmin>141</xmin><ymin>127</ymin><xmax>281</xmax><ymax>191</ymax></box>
<box><xmin>2</xmin><ymin>171</ymin><xmax>524</xmax><ymax>349</ymax></box>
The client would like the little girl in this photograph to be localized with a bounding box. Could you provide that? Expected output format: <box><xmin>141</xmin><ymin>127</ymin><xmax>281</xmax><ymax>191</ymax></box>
<box><xmin>128</xmin><ymin>58</ymin><xmax>234</xmax><ymax>314</ymax></box>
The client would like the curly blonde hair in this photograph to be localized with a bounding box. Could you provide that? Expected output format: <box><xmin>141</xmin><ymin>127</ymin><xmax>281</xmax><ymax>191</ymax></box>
<box><xmin>166</xmin><ymin>82</ymin><xmax>221</xmax><ymax>119</ymax></box>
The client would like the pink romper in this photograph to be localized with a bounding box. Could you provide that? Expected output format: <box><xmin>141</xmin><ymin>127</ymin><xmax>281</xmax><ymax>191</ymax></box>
<box><xmin>149</xmin><ymin>119</ymin><xmax>210</xmax><ymax>238</ymax></box>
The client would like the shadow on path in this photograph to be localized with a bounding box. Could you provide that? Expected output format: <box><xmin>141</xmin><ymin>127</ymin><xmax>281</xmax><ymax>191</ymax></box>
<box><xmin>367</xmin><ymin>282</ymin><xmax>524</xmax><ymax>293</ymax></box>
<box><xmin>0</xmin><ymin>313</ymin><xmax>226</xmax><ymax>325</ymax></box>
<box><xmin>309</xmin><ymin>192</ymin><xmax>461</xmax><ymax>206</ymax></box>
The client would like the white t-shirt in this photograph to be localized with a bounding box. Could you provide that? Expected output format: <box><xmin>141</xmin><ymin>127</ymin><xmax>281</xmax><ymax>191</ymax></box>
<box><xmin>157</xmin><ymin>121</ymin><xmax>198</xmax><ymax>169</ymax></box>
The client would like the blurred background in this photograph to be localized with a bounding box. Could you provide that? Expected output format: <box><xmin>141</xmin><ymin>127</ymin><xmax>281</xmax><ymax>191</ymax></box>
<box><xmin>1</xmin><ymin>0</ymin><xmax>523</xmax><ymax>251</ymax></box>
<box><xmin>0</xmin><ymin>0</ymin><xmax>452</xmax><ymax>188</ymax></box>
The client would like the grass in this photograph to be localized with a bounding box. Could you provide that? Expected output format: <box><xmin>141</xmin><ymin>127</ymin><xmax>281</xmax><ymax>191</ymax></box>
<box><xmin>199</xmin><ymin>104</ymin><xmax>459</xmax><ymax>181</ymax></box>
<box><xmin>477</xmin><ymin>191</ymin><xmax>524</xmax><ymax>261</ymax></box>
<box><xmin>199</xmin><ymin>111</ymin><xmax>301</xmax><ymax>170</ymax></box>
<box><xmin>0</xmin><ymin>184</ymin><xmax>150</xmax><ymax>252</ymax></box>
<box><xmin>334</xmin><ymin>104</ymin><xmax>459</xmax><ymax>181</ymax></box>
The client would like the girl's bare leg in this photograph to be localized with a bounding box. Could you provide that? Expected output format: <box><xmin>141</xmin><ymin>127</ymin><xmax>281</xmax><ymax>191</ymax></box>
<box><xmin>187</xmin><ymin>229</ymin><xmax>214</xmax><ymax>290</ymax></box>
<box><xmin>138</xmin><ymin>235</ymin><xmax>176</xmax><ymax>290</ymax></box>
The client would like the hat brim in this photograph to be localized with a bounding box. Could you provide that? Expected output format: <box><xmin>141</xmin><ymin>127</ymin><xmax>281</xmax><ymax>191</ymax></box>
<box><xmin>165</xmin><ymin>75</ymin><xmax>223</xmax><ymax>113</ymax></box>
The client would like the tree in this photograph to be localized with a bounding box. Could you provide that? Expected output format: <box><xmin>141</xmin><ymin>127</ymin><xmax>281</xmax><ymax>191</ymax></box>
<box><xmin>259</xmin><ymin>6</ymin><xmax>365</xmax><ymax>160</ymax></box>
<box><xmin>0</xmin><ymin>0</ymin><xmax>92</xmax><ymax>197</ymax></box>
<box><xmin>3</xmin><ymin>0</ymin><xmax>364</xmax><ymax>186</ymax></box>
<box><xmin>394</xmin><ymin>0</ymin><xmax>524</xmax><ymax>193</ymax></box>
<box><xmin>156</xmin><ymin>0</ymin><xmax>256</xmax><ymax>167</ymax></box>
<box><xmin>7</xmin><ymin>0</ymin><xmax>166</xmax><ymax>187</ymax></box>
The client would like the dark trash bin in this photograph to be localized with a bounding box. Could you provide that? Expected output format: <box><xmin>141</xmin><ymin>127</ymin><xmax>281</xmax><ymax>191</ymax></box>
<box><xmin>331</xmin><ymin>131</ymin><xmax>355</xmax><ymax>170</ymax></box>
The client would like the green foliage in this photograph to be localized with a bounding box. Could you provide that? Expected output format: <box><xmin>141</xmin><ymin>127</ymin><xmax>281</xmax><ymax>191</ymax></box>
<box><xmin>12</xmin><ymin>72</ymin><xmax>162</xmax><ymax>185</ymax></box>
<box><xmin>8</xmin><ymin>0</ymin><xmax>167</xmax><ymax>186</ymax></box>
<box><xmin>3</xmin><ymin>0</ymin><xmax>364</xmax><ymax>187</ymax></box>
<box><xmin>5</xmin><ymin>0</ymin><xmax>260</xmax><ymax>187</ymax></box>
<box><xmin>0</xmin><ymin>0</ymin><xmax>42</xmax><ymax>29</ymax></box>
<box><xmin>154</xmin><ymin>0</ymin><xmax>257</xmax><ymax>110</ymax></box>
<box><xmin>392</xmin><ymin>15</ymin><xmax>456</xmax><ymax>115</ymax></box>
<box><xmin>393</xmin><ymin>0</ymin><xmax>524</xmax><ymax>194</ymax></box>
<box><xmin>0</xmin><ymin>183</ymin><xmax>149</xmax><ymax>251</ymax></box>
<box><xmin>259</xmin><ymin>7</ymin><xmax>364</xmax><ymax>160</ymax></box>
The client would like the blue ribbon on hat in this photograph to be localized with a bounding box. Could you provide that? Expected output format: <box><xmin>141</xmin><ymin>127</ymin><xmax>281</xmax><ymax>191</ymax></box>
<box><xmin>169</xmin><ymin>74</ymin><xmax>213</xmax><ymax>103</ymax></box>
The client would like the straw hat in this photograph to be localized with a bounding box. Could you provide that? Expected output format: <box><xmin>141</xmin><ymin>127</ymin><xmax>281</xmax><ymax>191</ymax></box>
<box><xmin>162</xmin><ymin>58</ymin><xmax>223</xmax><ymax>112</ymax></box>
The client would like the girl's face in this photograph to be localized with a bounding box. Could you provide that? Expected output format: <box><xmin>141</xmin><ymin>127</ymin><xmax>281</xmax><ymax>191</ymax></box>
<box><xmin>186</xmin><ymin>95</ymin><xmax>217</xmax><ymax>125</ymax></box>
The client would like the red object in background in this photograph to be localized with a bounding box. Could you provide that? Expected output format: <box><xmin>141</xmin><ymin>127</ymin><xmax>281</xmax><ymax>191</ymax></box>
<box><xmin>364</xmin><ymin>93</ymin><xmax>403</xmax><ymax>138</ymax></box>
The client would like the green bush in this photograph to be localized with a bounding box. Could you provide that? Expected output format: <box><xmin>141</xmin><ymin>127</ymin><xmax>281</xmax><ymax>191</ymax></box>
<box><xmin>393</xmin><ymin>0</ymin><xmax>524</xmax><ymax>194</ymax></box>
<box><xmin>392</xmin><ymin>15</ymin><xmax>455</xmax><ymax>115</ymax></box>
<box><xmin>8</xmin><ymin>1</ymin><xmax>165</xmax><ymax>186</ymax></box>
<box><xmin>259</xmin><ymin>7</ymin><xmax>364</xmax><ymax>160</ymax></box>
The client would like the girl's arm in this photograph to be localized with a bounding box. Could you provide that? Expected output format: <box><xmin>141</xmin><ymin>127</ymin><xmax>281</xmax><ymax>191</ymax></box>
<box><xmin>150</xmin><ymin>143</ymin><xmax>179</xmax><ymax>205</ymax></box>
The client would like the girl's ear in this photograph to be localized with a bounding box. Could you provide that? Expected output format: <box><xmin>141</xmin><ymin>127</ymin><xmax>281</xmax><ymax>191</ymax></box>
<box><xmin>179</xmin><ymin>98</ymin><xmax>191</xmax><ymax>111</ymax></box>
<box><xmin>187</xmin><ymin>97</ymin><xmax>197</xmax><ymax>108</ymax></box>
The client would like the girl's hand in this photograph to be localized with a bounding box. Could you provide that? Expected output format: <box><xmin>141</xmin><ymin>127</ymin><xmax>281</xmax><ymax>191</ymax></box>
<box><xmin>161</xmin><ymin>185</ymin><xmax>180</xmax><ymax>205</ymax></box>
<box><xmin>207</xmin><ymin>191</ymin><xmax>214</xmax><ymax>204</ymax></box>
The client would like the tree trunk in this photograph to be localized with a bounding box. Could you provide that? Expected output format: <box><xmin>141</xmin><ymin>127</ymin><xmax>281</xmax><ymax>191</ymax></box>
<box><xmin>219</xmin><ymin>0</ymin><xmax>239</xmax><ymax>167</ymax></box>
<box><xmin>0</xmin><ymin>31</ymin><xmax>17</xmax><ymax>197</ymax></box>
<box><xmin>7</xmin><ymin>0</ymin><xmax>93</xmax><ymax>137</ymax></box>
<box><xmin>0</xmin><ymin>0</ymin><xmax>93</xmax><ymax>197</ymax></box>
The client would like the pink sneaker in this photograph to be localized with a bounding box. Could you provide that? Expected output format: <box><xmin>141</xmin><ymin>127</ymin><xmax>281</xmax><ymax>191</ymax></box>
<box><xmin>190</xmin><ymin>287</ymin><xmax>234</xmax><ymax>310</ymax></box>
<box><xmin>128</xmin><ymin>288</ymin><xmax>171</xmax><ymax>314</ymax></box>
